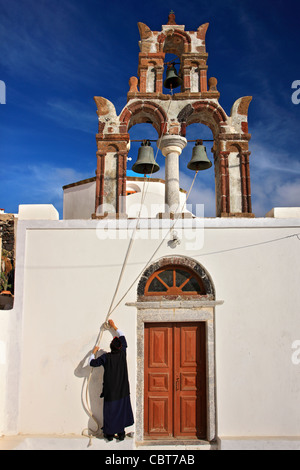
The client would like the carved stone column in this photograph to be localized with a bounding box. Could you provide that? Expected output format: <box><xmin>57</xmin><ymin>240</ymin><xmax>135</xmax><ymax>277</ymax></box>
<box><xmin>214</xmin><ymin>150</ymin><xmax>230</xmax><ymax>217</ymax></box>
<box><xmin>158</xmin><ymin>135</ymin><xmax>187</xmax><ymax>214</ymax></box>
<box><xmin>95</xmin><ymin>151</ymin><xmax>106</xmax><ymax>214</ymax></box>
<box><xmin>117</xmin><ymin>151</ymin><xmax>128</xmax><ymax>214</ymax></box>
<box><xmin>240</xmin><ymin>151</ymin><xmax>252</xmax><ymax>214</ymax></box>
<box><xmin>93</xmin><ymin>135</ymin><xmax>129</xmax><ymax>218</ymax></box>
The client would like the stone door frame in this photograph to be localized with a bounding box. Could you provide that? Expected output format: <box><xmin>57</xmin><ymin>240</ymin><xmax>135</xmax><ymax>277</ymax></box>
<box><xmin>127</xmin><ymin>299</ymin><xmax>223</xmax><ymax>444</ymax></box>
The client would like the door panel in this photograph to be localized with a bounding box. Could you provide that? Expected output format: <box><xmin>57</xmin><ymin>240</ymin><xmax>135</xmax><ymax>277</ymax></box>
<box><xmin>180</xmin><ymin>325</ymin><xmax>199</xmax><ymax>367</ymax></box>
<box><xmin>180</xmin><ymin>372</ymin><xmax>197</xmax><ymax>391</ymax></box>
<box><xmin>148</xmin><ymin>397</ymin><xmax>169</xmax><ymax>435</ymax></box>
<box><xmin>148</xmin><ymin>373</ymin><xmax>169</xmax><ymax>392</ymax></box>
<box><xmin>180</xmin><ymin>396</ymin><xmax>198</xmax><ymax>434</ymax></box>
<box><xmin>144</xmin><ymin>324</ymin><xmax>173</xmax><ymax>438</ymax></box>
<box><xmin>148</xmin><ymin>327</ymin><xmax>171</xmax><ymax>368</ymax></box>
<box><xmin>144</xmin><ymin>322</ymin><xmax>207</xmax><ymax>440</ymax></box>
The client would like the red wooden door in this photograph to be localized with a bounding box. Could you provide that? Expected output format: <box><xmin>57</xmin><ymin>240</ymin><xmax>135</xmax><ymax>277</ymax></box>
<box><xmin>144</xmin><ymin>322</ymin><xmax>207</xmax><ymax>440</ymax></box>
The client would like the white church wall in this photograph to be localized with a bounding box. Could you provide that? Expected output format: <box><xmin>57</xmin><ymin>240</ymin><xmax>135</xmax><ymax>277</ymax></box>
<box><xmin>209</xmin><ymin>223</ymin><xmax>300</xmax><ymax>438</ymax></box>
<box><xmin>3</xmin><ymin>215</ymin><xmax>300</xmax><ymax>443</ymax></box>
<box><xmin>0</xmin><ymin>312</ymin><xmax>10</xmax><ymax>435</ymax></box>
<box><xmin>63</xmin><ymin>181</ymin><xmax>96</xmax><ymax>220</ymax></box>
<box><xmin>62</xmin><ymin>178</ymin><xmax>189</xmax><ymax>220</ymax></box>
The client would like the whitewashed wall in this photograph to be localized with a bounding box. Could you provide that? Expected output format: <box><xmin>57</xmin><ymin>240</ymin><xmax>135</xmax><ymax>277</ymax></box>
<box><xmin>2</xmin><ymin>212</ymin><xmax>300</xmax><ymax>446</ymax></box>
<box><xmin>0</xmin><ymin>312</ymin><xmax>10</xmax><ymax>435</ymax></box>
<box><xmin>63</xmin><ymin>179</ymin><xmax>188</xmax><ymax>220</ymax></box>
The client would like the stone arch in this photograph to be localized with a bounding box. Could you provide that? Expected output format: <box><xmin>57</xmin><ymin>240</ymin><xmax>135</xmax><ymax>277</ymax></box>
<box><xmin>137</xmin><ymin>255</ymin><xmax>215</xmax><ymax>301</ymax></box>
<box><xmin>162</xmin><ymin>30</ymin><xmax>192</xmax><ymax>55</ymax></box>
<box><xmin>177</xmin><ymin>101</ymin><xmax>227</xmax><ymax>140</ymax></box>
<box><xmin>106</xmin><ymin>144</ymin><xmax>119</xmax><ymax>153</ymax></box>
<box><xmin>190</xmin><ymin>101</ymin><xmax>226</xmax><ymax>137</ymax></box>
<box><xmin>119</xmin><ymin>100</ymin><xmax>168</xmax><ymax>136</ymax></box>
<box><xmin>226</xmin><ymin>142</ymin><xmax>242</xmax><ymax>153</ymax></box>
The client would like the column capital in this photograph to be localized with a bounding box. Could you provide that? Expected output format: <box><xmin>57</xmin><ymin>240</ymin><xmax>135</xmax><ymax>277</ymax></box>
<box><xmin>157</xmin><ymin>135</ymin><xmax>187</xmax><ymax>157</ymax></box>
<box><xmin>240</xmin><ymin>150</ymin><xmax>251</xmax><ymax>158</ymax></box>
<box><xmin>96</xmin><ymin>151</ymin><xmax>106</xmax><ymax>158</ymax></box>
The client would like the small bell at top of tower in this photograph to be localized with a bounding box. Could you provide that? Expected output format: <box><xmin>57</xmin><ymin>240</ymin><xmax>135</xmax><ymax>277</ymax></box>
<box><xmin>164</xmin><ymin>63</ymin><xmax>183</xmax><ymax>90</ymax></box>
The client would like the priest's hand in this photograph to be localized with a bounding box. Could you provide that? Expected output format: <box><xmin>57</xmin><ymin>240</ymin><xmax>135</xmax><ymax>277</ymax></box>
<box><xmin>108</xmin><ymin>319</ymin><xmax>118</xmax><ymax>331</ymax></box>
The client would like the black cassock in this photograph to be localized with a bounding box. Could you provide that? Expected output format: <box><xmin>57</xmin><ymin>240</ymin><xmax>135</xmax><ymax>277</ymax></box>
<box><xmin>90</xmin><ymin>335</ymin><xmax>134</xmax><ymax>435</ymax></box>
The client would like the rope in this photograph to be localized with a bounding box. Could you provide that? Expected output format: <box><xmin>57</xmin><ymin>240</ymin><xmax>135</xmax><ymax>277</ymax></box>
<box><xmin>81</xmin><ymin>90</ymin><xmax>199</xmax><ymax>444</ymax></box>
<box><xmin>81</xmin><ymin>170</ymin><xmax>198</xmax><ymax>443</ymax></box>
<box><xmin>194</xmin><ymin>232</ymin><xmax>300</xmax><ymax>257</ymax></box>
<box><xmin>101</xmin><ymin>92</ymin><xmax>174</xmax><ymax>321</ymax></box>
<box><xmin>108</xmin><ymin>170</ymin><xmax>199</xmax><ymax>317</ymax></box>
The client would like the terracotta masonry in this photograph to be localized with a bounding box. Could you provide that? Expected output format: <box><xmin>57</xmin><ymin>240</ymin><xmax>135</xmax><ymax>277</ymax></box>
<box><xmin>92</xmin><ymin>12</ymin><xmax>254</xmax><ymax>218</ymax></box>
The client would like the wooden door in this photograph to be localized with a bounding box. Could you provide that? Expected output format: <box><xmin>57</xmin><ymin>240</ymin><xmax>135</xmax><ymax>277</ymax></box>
<box><xmin>144</xmin><ymin>322</ymin><xmax>207</xmax><ymax>440</ymax></box>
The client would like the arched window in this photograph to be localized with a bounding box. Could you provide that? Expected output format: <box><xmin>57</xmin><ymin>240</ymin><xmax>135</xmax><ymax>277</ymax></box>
<box><xmin>144</xmin><ymin>265</ymin><xmax>206</xmax><ymax>297</ymax></box>
<box><xmin>138</xmin><ymin>257</ymin><xmax>215</xmax><ymax>301</ymax></box>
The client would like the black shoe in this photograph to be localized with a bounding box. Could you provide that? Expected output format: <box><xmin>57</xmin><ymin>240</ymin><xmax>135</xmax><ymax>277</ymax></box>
<box><xmin>105</xmin><ymin>434</ymin><xmax>114</xmax><ymax>441</ymax></box>
<box><xmin>117</xmin><ymin>432</ymin><xmax>125</xmax><ymax>441</ymax></box>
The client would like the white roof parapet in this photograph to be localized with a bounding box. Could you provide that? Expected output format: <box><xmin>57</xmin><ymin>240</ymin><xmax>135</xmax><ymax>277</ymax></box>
<box><xmin>18</xmin><ymin>204</ymin><xmax>59</xmax><ymax>221</ymax></box>
<box><xmin>265</xmin><ymin>208</ymin><xmax>300</xmax><ymax>219</ymax></box>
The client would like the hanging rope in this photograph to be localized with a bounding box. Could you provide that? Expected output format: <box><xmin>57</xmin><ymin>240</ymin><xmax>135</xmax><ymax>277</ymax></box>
<box><xmin>99</xmin><ymin>93</ymin><xmax>174</xmax><ymax>325</ymax></box>
<box><xmin>108</xmin><ymin>170</ymin><xmax>199</xmax><ymax>318</ymax></box>
<box><xmin>81</xmin><ymin>170</ymin><xmax>198</xmax><ymax>443</ymax></box>
<box><xmin>81</xmin><ymin>90</ymin><xmax>199</xmax><ymax>444</ymax></box>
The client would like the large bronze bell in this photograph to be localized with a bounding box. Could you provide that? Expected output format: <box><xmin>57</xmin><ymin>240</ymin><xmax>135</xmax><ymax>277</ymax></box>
<box><xmin>163</xmin><ymin>64</ymin><xmax>183</xmax><ymax>90</ymax></box>
<box><xmin>187</xmin><ymin>140</ymin><xmax>212</xmax><ymax>171</ymax></box>
<box><xmin>132</xmin><ymin>140</ymin><xmax>160</xmax><ymax>175</ymax></box>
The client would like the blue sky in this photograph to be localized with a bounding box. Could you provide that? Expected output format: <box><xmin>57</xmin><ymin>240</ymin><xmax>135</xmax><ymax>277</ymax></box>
<box><xmin>0</xmin><ymin>0</ymin><xmax>300</xmax><ymax>217</ymax></box>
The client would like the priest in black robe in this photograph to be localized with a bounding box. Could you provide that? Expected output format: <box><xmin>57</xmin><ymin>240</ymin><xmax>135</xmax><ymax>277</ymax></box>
<box><xmin>89</xmin><ymin>319</ymin><xmax>134</xmax><ymax>441</ymax></box>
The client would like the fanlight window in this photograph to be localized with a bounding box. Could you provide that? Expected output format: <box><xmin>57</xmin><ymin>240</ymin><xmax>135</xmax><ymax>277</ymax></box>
<box><xmin>144</xmin><ymin>266</ymin><xmax>206</xmax><ymax>297</ymax></box>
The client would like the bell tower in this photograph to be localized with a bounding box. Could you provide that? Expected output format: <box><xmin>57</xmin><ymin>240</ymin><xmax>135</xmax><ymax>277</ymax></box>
<box><xmin>93</xmin><ymin>11</ymin><xmax>254</xmax><ymax>218</ymax></box>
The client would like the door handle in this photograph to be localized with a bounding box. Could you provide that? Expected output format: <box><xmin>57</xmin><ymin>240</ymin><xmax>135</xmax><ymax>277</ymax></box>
<box><xmin>175</xmin><ymin>376</ymin><xmax>180</xmax><ymax>391</ymax></box>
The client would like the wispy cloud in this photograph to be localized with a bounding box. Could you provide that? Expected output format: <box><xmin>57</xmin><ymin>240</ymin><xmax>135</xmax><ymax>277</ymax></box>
<box><xmin>1</xmin><ymin>161</ymin><xmax>91</xmax><ymax>216</ymax></box>
<box><xmin>46</xmin><ymin>99</ymin><xmax>97</xmax><ymax>134</ymax></box>
<box><xmin>251</xmin><ymin>141</ymin><xmax>300</xmax><ymax>176</ymax></box>
<box><xmin>251</xmin><ymin>142</ymin><xmax>300</xmax><ymax>216</ymax></box>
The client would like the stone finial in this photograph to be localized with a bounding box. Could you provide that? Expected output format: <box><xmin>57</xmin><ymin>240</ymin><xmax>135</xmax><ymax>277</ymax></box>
<box><xmin>94</xmin><ymin>96</ymin><xmax>117</xmax><ymax>119</ymax></box>
<box><xmin>94</xmin><ymin>96</ymin><xmax>109</xmax><ymax>116</ymax></box>
<box><xmin>197</xmin><ymin>23</ymin><xmax>209</xmax><ymax>41</ymax></box>
<box><xmin>129</xmin><ymin>77</ymin><xmax>139</xmax><ymax>93</ymax></box>
<box><xmin>230</xmin><ymin>96</ymin><xmax>253</xmax><ymax>120</ymax></box>
<box><xmin>208</xmin><ymin>77</ymin><xmax>218</xmax><ymax>91</ymax></box>
<box><xmin>137</xmin><ymin>22</ymin><xmax>152</xmax><ymax>40</ymax></box>
<box><xmin>167</xmin><ymin>10</ymin><xmax>177</xmax><ymax>25</ymax></box>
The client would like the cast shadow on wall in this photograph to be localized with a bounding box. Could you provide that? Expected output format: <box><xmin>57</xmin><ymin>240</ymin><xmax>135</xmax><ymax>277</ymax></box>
<box><xmin>74</xmin><ymin>350</ymin><xmax>105</xmax><ymax>439</ymax></box>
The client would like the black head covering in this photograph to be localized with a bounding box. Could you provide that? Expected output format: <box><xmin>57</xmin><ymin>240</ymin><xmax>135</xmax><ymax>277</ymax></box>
<box><xmin>110</xmin><ymin>336</ymin><xmax>122</xmax><ymax>352</ymax></box>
